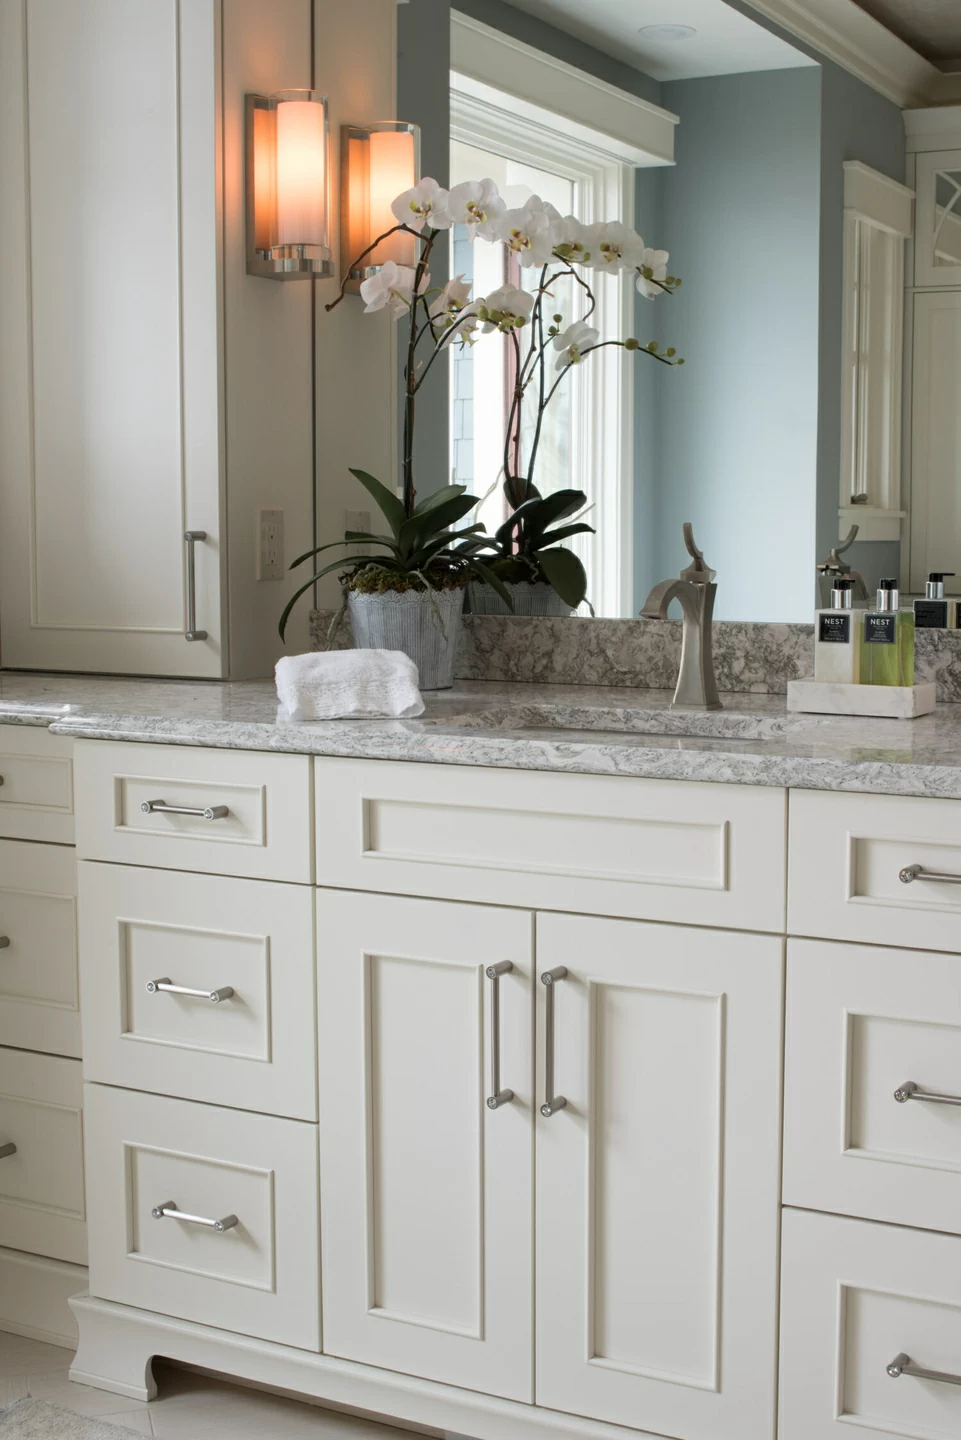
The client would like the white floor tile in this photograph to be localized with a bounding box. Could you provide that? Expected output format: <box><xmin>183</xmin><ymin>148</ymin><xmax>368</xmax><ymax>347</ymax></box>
<box><xmin>0</xmin><ymin>1376</ymin><xmax>29</xmax><ymax>1405</ymax></box>
<box><xmin>101</xmin><ymin>1411</ymin><xmax>154</xmax><ymax>1435</ymax></box>
<box><xmin>27</xmin><ymin>1367</ymin><xmax>154</xmax><ymax>1419</ymax></box>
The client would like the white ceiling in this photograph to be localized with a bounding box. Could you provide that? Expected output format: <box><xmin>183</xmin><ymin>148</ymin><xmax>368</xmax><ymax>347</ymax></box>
<box><xmin>495</xmin><ymin>0</ymin><xmax>816</xmax><ymax>82</ymax></box>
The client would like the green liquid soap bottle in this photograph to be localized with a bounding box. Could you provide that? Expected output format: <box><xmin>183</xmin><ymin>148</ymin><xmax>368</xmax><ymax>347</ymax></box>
<box><xmin>861</xmin><ymin>578</ymin><xmax>915</xmax><ymax>686</ymax></box>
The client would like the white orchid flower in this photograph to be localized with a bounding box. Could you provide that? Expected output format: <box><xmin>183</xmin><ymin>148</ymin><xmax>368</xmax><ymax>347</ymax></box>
<box><xmin>359</xmin><ymin>261</ymin><xmax>428</xmax><ymax>318</ymax></box>
<box><xmin>474</xmin><ymin>283</ymin><xmax>536</xmax><ymax>332</ymax></box>
<box><xmin>553</xmin><ymin>319</ymin><xmax>599</xmax><ymax>370</ymax></box>
<box><xmin>391</xmin><ymin>177</ymin><xmax>452</xmax><ymax>232</ymax></box>
<box><xmin>636</xmin><ymin>246</ymin><xmax>671</xmax><ymax>298</ymax></box>
<box><xmin>429</xmin><ymin>274</ymin><xmax>474</xmax><ymax>330</ymax></box>
<box><xmin>494</xmin><ymin>197</ymin><xmax>555</xmax><ymax>267</ymax></box>
<box><xmin>581</xmin><ymin>221</ymin><xmax>643</xmax><ymax>272</ymax></box>
<box><xmin>447</xmin><ymin>179</ymin><xmax>506</xmax><ymax>237</ymax></box>
<box><xmin>550</xmin><ymin>213</ymin><xmax>593</xmax><ymax>264</ymax></box>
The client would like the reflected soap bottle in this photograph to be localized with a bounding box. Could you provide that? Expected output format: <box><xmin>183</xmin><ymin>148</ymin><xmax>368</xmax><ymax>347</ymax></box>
<box><xmin>814</xmin><ymin>578</ymin><xmax>862</xmax><ymax>683</ymax></box>
<box><xmin>861</xmin><ymin>579</ymin><xmax>915</xmax><ymax>686</ymax></box>
<box><xmin>914</xmin><ymin>572</ymin><xmax>957</xmax><ymax>629</ymax></box>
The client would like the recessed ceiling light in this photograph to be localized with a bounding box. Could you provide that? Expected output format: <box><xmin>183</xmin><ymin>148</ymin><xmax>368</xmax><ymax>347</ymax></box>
<box><xmin>638</xmin><ymin>23</ymin><xmax>698</xmax><ymax>41</ymax></box>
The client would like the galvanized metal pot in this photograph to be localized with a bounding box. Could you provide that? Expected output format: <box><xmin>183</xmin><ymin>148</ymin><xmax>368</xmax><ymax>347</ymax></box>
<box><xmin>346</xmin><ymin>586</ymin><xmax>465</xmax><ymax>691</ymax></box>
<box><xmin>468</xmin><ymin>579</ymin><xmax>573</xmax><ymax>617</ymax></box>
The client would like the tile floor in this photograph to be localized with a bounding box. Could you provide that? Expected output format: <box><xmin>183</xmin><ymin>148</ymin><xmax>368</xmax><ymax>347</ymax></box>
<box><xmin>0</xmin><ymin>1333</ymin><xmax>444</xmax><ymax>1439</ymax></box>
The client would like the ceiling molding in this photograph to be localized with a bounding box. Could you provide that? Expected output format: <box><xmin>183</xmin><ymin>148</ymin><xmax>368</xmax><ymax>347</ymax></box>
<box><xmin>741</xmin><ymin>0</ymin><xmax>941</xmax><ymax>107</ymax></box>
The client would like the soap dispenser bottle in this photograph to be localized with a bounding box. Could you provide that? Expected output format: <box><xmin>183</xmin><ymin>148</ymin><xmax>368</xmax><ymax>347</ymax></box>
<box><xmin>814</xmin><ymin>578</ymin><xmax>863</xmax><ymax>683</ymax></box>
<box><xmin>914</xmin><ymin>573</ymin><xmax>957</xmax><ymax>629</ymax></box>
<box><xmin>861</xmin><ymin>579</ymin><xmax>915</xmax><ymax>686</ymax></box>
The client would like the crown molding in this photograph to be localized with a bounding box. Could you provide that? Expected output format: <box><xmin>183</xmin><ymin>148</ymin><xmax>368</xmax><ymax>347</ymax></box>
<box><xmin>742</xmin><ymin>0</ymin><xmax>940</xmax><ymax>107</ymax></box>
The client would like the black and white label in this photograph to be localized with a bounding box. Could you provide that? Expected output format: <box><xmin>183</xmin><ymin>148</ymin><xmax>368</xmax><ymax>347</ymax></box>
<box><xmin>864</xmin><ymin>614</ymin><xmax>897</xmax><ymax>645</ymax></box>
<box><xmin>915</xmin><ymin>600</ymin><xmax>948</xmax><ymax>629</ymax></box>
<box><xmin>818</xmin><ymin>612</ymin><xmax>851</xmax><ymax>644</ymax></box>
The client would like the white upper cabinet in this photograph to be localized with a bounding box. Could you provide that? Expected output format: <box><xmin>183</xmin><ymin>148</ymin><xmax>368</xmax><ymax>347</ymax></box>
<box><xmin>909</xmin><ymin>291</ymin><xmax>961</xmax><ymax>590</ymax></box>
<box><xmin>914</xmin><ymin>149</ymin><xmax>961</xmax><ymax>288</ymax></box>
<box><xmin>0</xmin><ymin>0</ymin><xmax>225</xmax><ymax>676</ymax></box>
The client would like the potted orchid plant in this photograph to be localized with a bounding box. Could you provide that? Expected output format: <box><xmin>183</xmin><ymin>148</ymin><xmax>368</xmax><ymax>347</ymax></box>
<box><xmin>278</xmin><ymin>174</ymin><xmax>678</xmax><ymax>683</ymax></box>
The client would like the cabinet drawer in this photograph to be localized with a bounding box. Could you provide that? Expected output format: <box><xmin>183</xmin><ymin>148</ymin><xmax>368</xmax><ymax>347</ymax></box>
<box><xmin>780</xmin><ymin>1207</ymin><xmax>961</xmax><ymax>1440</ymax></box>
<box><xmin>0</xmin><ymin>840</ymin><xmax>79</xmax><ymax>1058</ymax></box>
<box><xmin>315</xmin><ymin>758</ymin><xmax>787</xmax><ymax>931</ymax></box>
<box><xmin>84</xmin><ymin>1084</ymin><xmax>319</xmax><ymax>1349</ymax></box>
<box><xmin>75</xmin><ymin>741</ymin><xmax>313</xmax><ymax>882</ymax></box>
<box><xmin>0</xmin><ymin>1049</ymin><xmax>85</xmax><ymax>1264</ymax></box>
<box><xmin>789</xmin><ymin>789</ymin><xmax>961</xmax><ymax>952</ymax></box>
<box><xmin>0</xmin><ymin>729</ymin><xmax>74</xmax><ymax>843</ymax></box>
<box><xmin>785</xmin><ymin>939</ymin><xmax>961</xmax><ymax>1235</ymax></box>
<box><xmin>79</xmin><ymin>863</ymin><xmax>316</xmax><ymax>1119</ymax></box>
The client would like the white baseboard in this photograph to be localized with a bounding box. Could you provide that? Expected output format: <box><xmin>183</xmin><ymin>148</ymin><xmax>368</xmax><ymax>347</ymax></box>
<box><xmin>0</xmin><ymin>1247</ymin><xmax>87</xmax><ymax>1348</ymax></box>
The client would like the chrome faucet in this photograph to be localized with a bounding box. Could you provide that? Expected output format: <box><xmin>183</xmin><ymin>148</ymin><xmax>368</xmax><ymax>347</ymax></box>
<box><xmin>640</xmin><ymin>524</ymin><xmax>721</xmax><ymax>710</ymax></box>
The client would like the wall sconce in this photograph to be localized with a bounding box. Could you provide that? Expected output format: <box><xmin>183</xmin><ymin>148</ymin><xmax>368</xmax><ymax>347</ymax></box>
<box><xmin>340</xmin><ymin>122</ymin><xmax>421</xmax><ymax>292</ymax></box>
<box><xmin>245</xmin><ymin>89</ymin><xmax>333</xmax><ymax>280</ymax></box>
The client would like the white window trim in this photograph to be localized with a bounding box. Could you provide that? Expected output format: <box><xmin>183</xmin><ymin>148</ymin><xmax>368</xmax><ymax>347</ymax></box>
<box><xmin>450</xmin><ymin>83</ymin><xmax>642</xmax><ymax>617</ymax></box>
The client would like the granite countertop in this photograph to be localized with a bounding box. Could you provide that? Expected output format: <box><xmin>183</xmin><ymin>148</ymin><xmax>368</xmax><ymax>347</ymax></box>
<box><xmin>3</xmin><ymin>670</ymin><xmax>961</xmax><ymax>800</ymax></box>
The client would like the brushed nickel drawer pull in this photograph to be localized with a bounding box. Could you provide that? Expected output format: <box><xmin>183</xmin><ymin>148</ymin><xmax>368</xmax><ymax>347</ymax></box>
<box><xmin>141</xmin><ymin>799</ymin><xmax>229</xmax><ymax>821</ymax></box>
<box><xmin>894</xmin><ymin>1079</ymin><xmax>961</xmax><ymax>1107</ymax></box>
<box><xmin>0</xmin><ymin>1142</ymin><xmax>16</xmax><ymax>1160</ymax></box>
<box><xmin>146</xmin><ymin>977</ymin><xmax>234</xmax><ymax>1004</ymax></box>
<box><xmin>887</xmin><ymin>1352</ymin><xmax>961</xmax><ymax>1387</ymax></box>
<box><xmin>899</xmin><ymin>864</ymin><xmax>961</xmax><ymax>885</ymax></box>
<box><xmin>0</xmin><ymin>937</ymin><xmax>9</xmax><ymax>950</ymax></box>
<box><xmin>151</xmin><ymin>1201</ymin><xmax>238</xmax><ymax>1233</ymax></box>
<box><xmin>184</xmin><ymin>530</ymin><xmax>208</xmax><ymax>642</ymax></box>
<box><xmin>541</xmin><ymin>966</ymin><xmax>568</xmax><ymax>1118</ymax></box>
<box><xmin>486</xmin><ymin>961</ymin><xmax>514</xmax><ymax>1110</ymax></box>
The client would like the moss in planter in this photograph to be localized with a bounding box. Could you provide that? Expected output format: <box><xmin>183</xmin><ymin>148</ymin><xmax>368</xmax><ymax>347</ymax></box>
<box><xmin>342</xmin><ymin>563</ymin><xmax>470</xmax><ymax>595</ymax></box>
<box><xmin>484</xmin><ymin>558</ymin><xmax>548</xmax><ymax>586</ymax></box>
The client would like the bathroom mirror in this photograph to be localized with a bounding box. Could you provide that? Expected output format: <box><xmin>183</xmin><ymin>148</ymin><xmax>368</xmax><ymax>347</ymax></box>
<box><xmin>933</xmin><ymin>168</ymin><xmax>961</xmax><ymax>265</ymax></box>
<box><xmin>422</xmin><ymin>0</ymin><xmax>910</xmax><ymax>623</ymax></box>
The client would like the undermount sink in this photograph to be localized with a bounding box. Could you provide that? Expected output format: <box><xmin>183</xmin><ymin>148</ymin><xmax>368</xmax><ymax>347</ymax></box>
<box><xmin>419</xmin><ymin>702</ymin><xmax>813</xmax><ymax>742</ymax></box>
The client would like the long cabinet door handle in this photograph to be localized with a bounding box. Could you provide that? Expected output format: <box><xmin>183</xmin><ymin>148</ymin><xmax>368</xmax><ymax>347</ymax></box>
<box><xmin>887</xmin><ymin>1352</ymin><xmax>961</xmax><ymax>1387</ymax></box>
<box><xmin>146</xmin><ymin>977</ymin><xmax>234</xmax><ymax>1004</ymax></box>
<box><xmin>0</xmin><ymin>1142</ymin><xmax>16</xmax><ymax>1160</ymax></box>
<box><xmin>540</xmin><ymin>967</ymin><xmax>568</xmax><ymax>1117</ymax></box>
<box><xmin>894</xmin><ymin>1080</ymin><xmax>961</xmax><ymax>1107</ymax></box>
<box><xmin>151</xmin><ymin>1201</ymin><xmax>238</xmax><ymax>1233</ymax></box>
<box><xmin>899</xmin><ymin>864</ymin><xmax>961</xmax><ymax>885</ymax></box>
<box><xmin>486</xmin><ymin>961</ymin><xmax>514</xmax><ymax>1110</ymax></box>
<box><xmin>141</xmin><ymin>799</ymin><xmax>229</xmax><ymax>821</ymax></box>
<box><xmin>184</xmin><ymin>530</ymin><xmax>208</xmax><ymax>642</ymax></box>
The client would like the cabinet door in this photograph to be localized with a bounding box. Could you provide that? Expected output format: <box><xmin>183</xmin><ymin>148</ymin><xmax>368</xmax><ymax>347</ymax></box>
<box><xmin>914</xmin><ymin>149</ymin><xmax>961</xmax><ymax>288</ymax></box>
<box><xmin>317</xmin><ymin>890</ymin><xmax>533</xmax><ymax>1402</ymax></box>
<box><xmin>0</xmin><ymin>0</ymin><xmax>224</xmax><ymax>676</ymax></box>
<box><xmin>535</xmin><ymin>912</ymin><xmax>782</xmax><ymax>1440</ymax></box>
<box><xmin>910</xmin><ymin>292</ymin><xmax>961</xmax><ymax>594</ymax></box>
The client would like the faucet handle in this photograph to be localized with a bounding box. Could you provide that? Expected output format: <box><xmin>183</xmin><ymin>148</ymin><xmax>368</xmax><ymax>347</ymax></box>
<box><xmin>679</xmin><ymin>523</ymin><xmax>716</xmax><ymax>585</ymax></box>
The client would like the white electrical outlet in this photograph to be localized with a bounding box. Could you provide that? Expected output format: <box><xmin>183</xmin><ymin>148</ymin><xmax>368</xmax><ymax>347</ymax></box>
<box><xmin>345</xmin><ymin>509</ymin><xmax>371</xmax><ymax>557</ymax></box>
<box><xmin>257</xmin><ymin>508</ymin><xmax>284</xmax><ymax>580</ymax></box>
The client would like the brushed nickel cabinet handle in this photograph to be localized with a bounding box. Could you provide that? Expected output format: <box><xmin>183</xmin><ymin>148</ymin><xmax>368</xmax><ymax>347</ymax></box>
<box><xmin>887</xmin><ymin>1352</ymin><xmax>961</xmax><ymax>1387</ymax></box>
<box><xmin>486</xmin><ymin>961</ymin><xmax>514</xmax><ymax>1110</ymax></box>
<box><xmin>899</xmin><ymin>864</ymin><xmax>961</xmax><ymax>885</ymax></box>
<box><xmin>540</xmin><ymin>967</ymin><xmax>568</xmax><ymax>1117</ymax></box>
<box><xmin>184</xmin><ymin>530</ymin><xmax>208</xmax><ymax>642</ymax></box>
<box><xmin>146</xmin><ymin>977</ymin><xmax>234</xmax><ymax>1004</ymax></box>
<box><xmin>0</xmin><ymin>1142</ymin><xmax>16</xmax><ymax>1160</ymax></box>
<box><xmin>894</xmin><ymin>1079</ymin><xmax>961</xmax><ymax>1107</ymax></box>
<box><xmin>151</xmin><ymin>1201</ymin><xmax>238</xmax><ymax>1233</ymax></box>
<box><xmin>141</xmin><ymin>799</ymin><xmax>229</xmax><ymax>821</ymax></box>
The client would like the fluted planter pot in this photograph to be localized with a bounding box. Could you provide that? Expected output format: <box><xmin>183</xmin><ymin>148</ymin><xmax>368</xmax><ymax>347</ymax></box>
<box><xmin>468</xmin><ymin>579</ymin><xmax>574</xmax><ymax>618</ymax></box>
<box><xmin>347</xmin><ymin>586</ymin><xmax>465</xmax><ymax>691</ymax></box>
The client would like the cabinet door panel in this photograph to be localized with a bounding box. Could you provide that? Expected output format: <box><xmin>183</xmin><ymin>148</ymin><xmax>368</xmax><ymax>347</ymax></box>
<box><xmin>0</xmin><ymin>840</ymin><xmax>79</xmax><ymax>1058</ymax></box>
<box><xmin>910</xmin><ymin>291</ymin><xmax>961</xmax><ymax>593</ymax></box>
<box><xmin>317</xmin><ymin>890</ymin><xmax>533</xmax><ymax>1402</ymax></box>
<box><xmin>535</xmin><ymin>912</ymin><xmax>782</xmax><ymax>1440</ymax></box>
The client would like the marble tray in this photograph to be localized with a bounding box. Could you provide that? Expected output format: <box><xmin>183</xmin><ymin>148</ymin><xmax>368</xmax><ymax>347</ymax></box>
<box><xmin>787</xmin><ymin>680</ymin><xmax>936</xmax><ymax>719</ymax></box>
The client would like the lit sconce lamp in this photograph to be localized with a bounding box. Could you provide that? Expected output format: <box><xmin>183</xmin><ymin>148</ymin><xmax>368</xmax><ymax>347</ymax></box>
<box><xmin>340</xmin><ymin>122</ymin><xmax>421</xmax><ymax>292</ymax></box>
<box><xmin>245</xmin><ymin>89</ymin><xmax>333</xmax><ymax>279</ymax></box>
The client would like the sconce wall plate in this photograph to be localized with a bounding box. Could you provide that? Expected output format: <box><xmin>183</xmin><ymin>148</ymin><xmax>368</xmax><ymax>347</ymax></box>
<box><xmin>245</xmin><ymin>90</ymin><xmax>333</xmax><ymax>280</ymax></box>
<box><xmin>340</xmin><ymin>121</ymin><xmax>421</xmax><ymax>294</ymax></box>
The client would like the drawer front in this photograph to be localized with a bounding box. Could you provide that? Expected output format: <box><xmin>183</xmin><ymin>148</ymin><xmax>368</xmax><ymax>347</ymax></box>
<box><xmin>75</xmin><ymin>741</ymin><xmax>313</xmax><ymax>883</ymax></box>
<box><xmin>785</xmin><ymin>939</ymin><xmax>961</xmax><ymax>1235</ymax></box>
<box><xmin>780</xmin><ymin>1207</ymin><xmax>961</xmax><ymax>1440</ymax></box>
<box><xmin>0</xmin><ymin>840</ymin><xmax>80</xmax><ymax>1057</ymax></box>
<box><xmin>315</xmin><ymin>758</ymin><xmax>787</xmax><ymax>931</ymax></box>
<box><xmin>790</xmin><ymin>789</ymin><xmax>961</xmax><ymax>952</ymax></box>
<box><xmin>0</xmin><ymin>729</ymin><xmax>74</xmax><ymax>843</ymax></box>
<box><xmin>0</xmin><ymin>1048</ymin><xmax>85</xmax><ymax>1264</ymax></box>
<box><xmin>84</xmin><ymin>1083</ymin><xmax>319</xmax><ymax>1349</ymax></box>
<box><xmin>79</xmin><ymin>862</ymin><xmax>316</xmax><ymax>1119</ymax></box>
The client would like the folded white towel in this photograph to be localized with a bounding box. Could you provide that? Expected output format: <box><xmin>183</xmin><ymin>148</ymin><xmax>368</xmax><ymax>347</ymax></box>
<box><xmin>275</xmin><ymin>649</ymin><xmax>425</xmax><ymax>720</ymax></box>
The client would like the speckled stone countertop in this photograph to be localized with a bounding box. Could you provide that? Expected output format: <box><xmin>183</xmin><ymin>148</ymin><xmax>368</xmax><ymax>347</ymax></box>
<box><xmin>4</xmin><ymin>670</ymin><xmax>961</xmax><ymax>800</ymax></box>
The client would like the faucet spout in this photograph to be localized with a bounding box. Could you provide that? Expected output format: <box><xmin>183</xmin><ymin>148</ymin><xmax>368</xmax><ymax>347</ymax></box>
<box><xmin>641</xmin><ymin>578</ymin><xmax>722</xmax><ymax>711</ymax></box>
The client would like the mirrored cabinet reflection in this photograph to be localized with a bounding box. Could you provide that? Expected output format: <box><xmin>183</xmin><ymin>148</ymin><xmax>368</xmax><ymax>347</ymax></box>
<box><xmin>915</xmin><ymin>150</ymin><xmax>961</xmax><ymax>285</ymax></box>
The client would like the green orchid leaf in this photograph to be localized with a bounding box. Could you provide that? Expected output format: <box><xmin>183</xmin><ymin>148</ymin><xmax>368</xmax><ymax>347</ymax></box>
<box><xmin>525</xmin><ymin>489</ymin><xmax>588</xmax><ymax>540</ymax></box>
<box><xmin>289</xmin><ymin>538</ymin><xmax>353</xmax><ymax>570</ymax></box>
<box><xmin>535</xmin><ymin>521</ymin><xmax>596</xmax><ymax>548</ymax></box>
<box><xmin>407</xmin><ymin>525</ymin><xmax>485</xmax><ymax>569</ymax></box>
<box><xmin>277</xmin><ymin>556</ymin><xmax>386</xmax><ymax>640</ymax></box>
<box><xmin>469</xmin><ymin>557</ymin><xmax>516</xmax><ymax>610</ymax></box>
<box><xmin>343</xmin><ymin>532</ymin><xmax>398</xmax><ymax>547</ymax></box>
<box><xmin>536</xmin><ymin>546</ymin><xmax>588</xmax><ymax>608</ymax></box>
<box><xmin>410</xmin><ymin>484</ymin><xmax>468</xmax><ymax>517</ymax></box>
<box><xmin>398</xmin><ymin>494</ymin><xmax>479</xmax><ymax>557</ymax></box>
<box><xmin>348</xmin><ymin>468</ymin><xmax>406</xmax><ymax>537</ymax></box>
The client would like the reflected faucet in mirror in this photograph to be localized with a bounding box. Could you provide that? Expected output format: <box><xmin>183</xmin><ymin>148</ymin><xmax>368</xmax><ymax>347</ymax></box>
<box><xmin>816</xmin><ymin>525</ymin><xmax>869</xmax><ymax>609</ymax></box>
<box><xmin>641</xmin><ymin>524</ymin><xmax>721</xmax><ymax>711</ymax></box>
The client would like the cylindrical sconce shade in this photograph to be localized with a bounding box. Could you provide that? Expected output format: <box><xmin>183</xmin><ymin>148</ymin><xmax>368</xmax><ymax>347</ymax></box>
<box><xmin>245</xmin><ymin>89</ymin><xmax>332</xmax><ymax>279</ymax></box>
<box><xmin>340</xmin><ymin>121</ymin><xmax>421</xmax><ymax>292</ymax></box>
